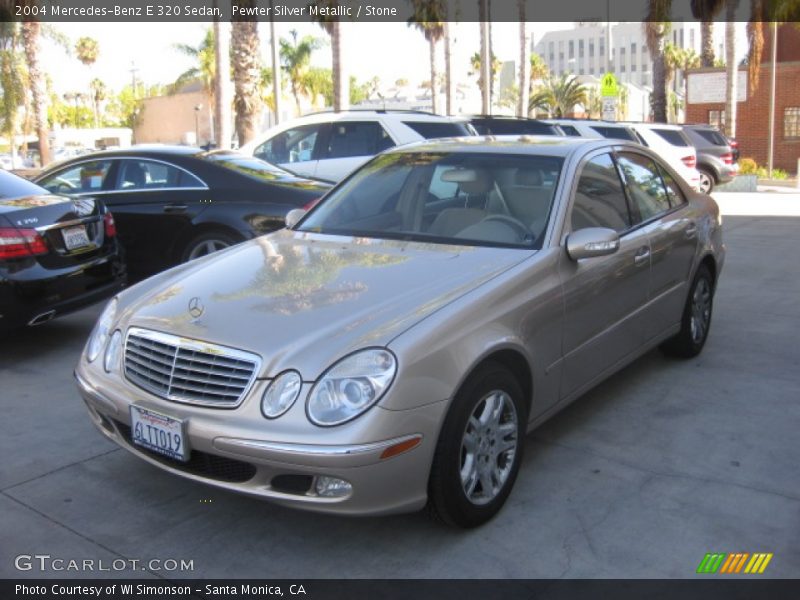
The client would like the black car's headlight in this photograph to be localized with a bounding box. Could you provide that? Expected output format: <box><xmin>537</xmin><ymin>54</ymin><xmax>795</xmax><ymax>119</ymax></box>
<box><xmin>86</xmin><ymin>298</ymin><xmax>118</xmax><ymax>363</ymax></box>
<box><xmin>306</xmin><ymin>349</ymin><xmax>397</xmax><ymax>426</ymax></box>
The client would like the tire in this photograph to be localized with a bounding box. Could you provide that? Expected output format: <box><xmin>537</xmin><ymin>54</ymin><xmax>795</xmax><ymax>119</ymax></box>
<box><xmin>182</xmin><ymin>231</ymin><xmax>238</xmax><ymax>262</ymax></box>
<box><xmin>427</xmin><ymin>363</ymin><xmax>527</xmax><ymax>528</ymax></box>
<box><xmin>660</xmin><ymin>264</ymin><xmax>715</xmax><ymax>358</ymax></box>
<box><xmin>697</xmin><ymin>168</ymin><xmax>715</xmax><ymax>194</ymax></box>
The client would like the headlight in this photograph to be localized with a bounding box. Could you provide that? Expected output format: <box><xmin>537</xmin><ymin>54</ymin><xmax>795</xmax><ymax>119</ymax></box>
<box><xmin>86</xmin><ymin>298</ymin><xmax>118</xmax><ymax>362</ymax></box>
<box><xmin>103</xmin><ymin>330</ymin><xmax>123</xmax><ymax>373</ymax></box>
<box><xmin>307</xmin><ymin>349</ymin><xmax>397</xmax><ymax>426</ymax></box>
<box><xmin>262</xmin><ymin>370</ymin><xmax>302</xmax><ymax>419</ymax></box>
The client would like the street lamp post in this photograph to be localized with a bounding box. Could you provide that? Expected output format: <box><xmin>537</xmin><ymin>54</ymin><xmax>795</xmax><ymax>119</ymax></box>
<box><xmin>194</xmin><ymin>104</ymin><xmax>202</xmax><ymax>147</ymax></box>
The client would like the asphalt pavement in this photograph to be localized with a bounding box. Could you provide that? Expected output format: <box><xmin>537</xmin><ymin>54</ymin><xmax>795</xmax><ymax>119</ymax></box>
<box><xmin>1</xmin><ymin>192</ymin><xmax>798</xmax><ymax>579</ymax></box>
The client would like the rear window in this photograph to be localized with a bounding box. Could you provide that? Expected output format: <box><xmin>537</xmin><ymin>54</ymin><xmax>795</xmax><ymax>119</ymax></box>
<box><xmin>694</xmin><ymin>128</ymin><xmax>728</xmax><ymax>146</ymax></box>
<box><xmin>402</xmin><ymin>121</ymin><xmax>472</xmax><ymax>139</ymax></box>
<box><xmin>653</xmin><ymin>128</ymin><xmax>690</xmax><ymax>147</ymax></box>
<box><xmin>590</xmin><ymin>126</ymin><xmax>638</xmax><ymax>142</ymax></box>
<box><xmin>472</xmin><ymin>119</ymin><xmax>560</xmax><ymax>136</ymax></box>
<box><xmin>560</xmin><ymin>125</ymin><xmax>582</xmax><ymax>137</ymax></box>
<box><xmin>0</xmin><ymin>169</ymin><xmax>49</xmax><ymax>199</ymax></box>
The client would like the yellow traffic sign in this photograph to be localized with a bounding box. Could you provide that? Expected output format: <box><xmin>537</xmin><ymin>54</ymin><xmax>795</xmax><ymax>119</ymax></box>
<box><xmin>601</xmin><ymin>72</ymin><xmax>619</xmax><ymax>97</ymax></box>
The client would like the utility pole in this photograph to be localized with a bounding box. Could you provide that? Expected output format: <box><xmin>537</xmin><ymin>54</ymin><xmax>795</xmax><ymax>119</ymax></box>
<box><xmin>270</xmin><ymin>0</ymin><xmax>282</xmax><ymax>125</ymax></box>
<box><xmin>767</xmin><ymin>21</ymin><xmax>778</xmax><ymax>178</ymax></box>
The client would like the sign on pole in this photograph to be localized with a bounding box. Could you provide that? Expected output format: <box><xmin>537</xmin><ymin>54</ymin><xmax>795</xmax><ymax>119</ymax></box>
<box><xmin>600</xmin><ymin>72</ymin><xmax>619</xmax><ymax>121</ymax></box>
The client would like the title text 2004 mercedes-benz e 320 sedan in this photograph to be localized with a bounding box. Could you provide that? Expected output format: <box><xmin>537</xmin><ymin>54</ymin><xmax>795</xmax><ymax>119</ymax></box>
<box><xmin>75</xmin><ymin>137</ymin><xmax>724</xmax><ymax>527</ymax></box>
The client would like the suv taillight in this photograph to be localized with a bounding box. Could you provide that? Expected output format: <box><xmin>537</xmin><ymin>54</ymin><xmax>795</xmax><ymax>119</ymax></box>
<box><xmin>721</xmin><ymin>153</ymin><xmax>733</xmax><ymax>165</ymax></box>
<box><xmin>0</xmin><ymin>227</ymin><xmax>48</xmax><ymax>259</ymax></box>
<box><xmin>681</xmin><ymin>155</ymin><xmax>697</xmax><ymax>169</ymax></box>
<box><xmin>104</xmin><ymin>212</ymin><xmax>117</xmax><ymax>238</ymax></box>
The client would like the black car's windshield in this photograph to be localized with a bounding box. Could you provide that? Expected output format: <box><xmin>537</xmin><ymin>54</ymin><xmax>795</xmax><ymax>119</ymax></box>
<box><xmin>297</xmin><ymin>152</ymin><xmax>563</xmax><ymax>249</ymax></box>
<box><xmin>205</xmin><ymin>153</ymin><xmax>294</xmax><ymax>182</ymax></box>
<box><xmin>0</xmin><ymin>169</ymin><xmax>50</xmax><ymax>199</ymax></box>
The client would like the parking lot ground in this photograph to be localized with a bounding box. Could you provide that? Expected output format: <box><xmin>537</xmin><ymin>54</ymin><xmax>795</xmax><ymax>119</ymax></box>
<box><xmin>1</xmin><ymin>192</ymin><xmax>798</xmax><ymax>579</ymax></box>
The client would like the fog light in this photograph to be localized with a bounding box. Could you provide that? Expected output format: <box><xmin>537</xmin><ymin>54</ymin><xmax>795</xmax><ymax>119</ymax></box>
<box><xmin>314</xmin><ymin>476</ymin><xmax>352</xmax><ymax>498</ymax></box>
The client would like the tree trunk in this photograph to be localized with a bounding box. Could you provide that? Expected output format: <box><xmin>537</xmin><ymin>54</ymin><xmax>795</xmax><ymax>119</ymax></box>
<box><xmin>444</xmin><ymin>22</ymin><xmax>453</xmax><ymax>115</ymax></box>
<box><xmin>214</xmin><ymin>17</ymin><xmax>232</xmax><ymax>149</ymax></box>
<box><xmin>479</xmin><ymin>0</ymin><xmax>490</xmax><ymax>114</ymax></box>
<box><xmin>231</xmin><ymin>15</ymin><xmax>262</xmax><ymax>146</ymax></box>
<box><xmin>429</xmin><ymin>37</ymin><xmax>438</xmax><ymax>114</ymax></box>
<box><xmin>21</xmin><ymin>22</ymin><xmax>50</xmax><ymax>166</ymax></box>
<box><xmin>269</xmin><ymin>6</ymin><xmax>282</xmax><ymax>124</ymax></box>
<box><xmin>516</xmin><ymin>3</ymin><xmax>530</xmax><ymax>118</ymax></box>
<box><xmin>652</xmin><ymin>44</ymin><xmax>668</xmax><ymax>123</ymax></box>
<box><xmin>701</xmin><ymin>20</ymin><xmax>715</xmax><ymax>67</ymax></box>
<box><xmin>332</xmin><ymin>21</ymin><xmax>349</xmax><ymax>112</ymax></box>
<box><xmin>724</xmin><ymin>1</ymin><xmax>738</xmax><ymax>137</ymax></box>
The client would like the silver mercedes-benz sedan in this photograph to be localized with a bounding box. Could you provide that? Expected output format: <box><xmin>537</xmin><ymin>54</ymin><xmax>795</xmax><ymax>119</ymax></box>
<box><xmin>75</xmin><ymin>137</ymin><xmax>725</xmax><ymax>527</ymax></box>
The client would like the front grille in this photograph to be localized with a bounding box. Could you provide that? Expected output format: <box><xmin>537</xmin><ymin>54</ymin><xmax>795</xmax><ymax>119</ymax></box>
<box><xmin>114</xmin><ymin>421</ymin><xmax>257</xmax><ymax>483</ymax></box>
<box><xmin>124</xmin><ymin>327</ymin><xmax>260</xmax><ymax>408</ymax></box>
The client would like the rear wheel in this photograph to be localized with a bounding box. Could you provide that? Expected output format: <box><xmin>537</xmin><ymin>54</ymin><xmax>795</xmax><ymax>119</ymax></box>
<box><xmin>698</xmin><ymin>168</ymin><xmax>715</xmax><ymax>194</ymax></box>
<box><xmin>660</xmin><ymin>264</ymin><xmax>715</xmax><ymax>358</ymax></box>
<box><xmin>182</xmin><ymin>232</ymin><xmax>238</xmax><ymax>262</ymax></box>
<box><xmin>427</xmin><ymin>363</ymin><xmax>526</xmax><ymax>528</ymax></box>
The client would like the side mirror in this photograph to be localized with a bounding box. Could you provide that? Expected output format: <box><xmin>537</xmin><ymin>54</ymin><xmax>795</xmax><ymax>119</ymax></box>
<box><xmin>566</xmin><ymin>227</ymin><xmax>620</xmax><ymax>261</ymax></box>
<box><xmin>285</xmin><ymin>208</ymin><xmax>307</xmax><ymax>229</ymax></box>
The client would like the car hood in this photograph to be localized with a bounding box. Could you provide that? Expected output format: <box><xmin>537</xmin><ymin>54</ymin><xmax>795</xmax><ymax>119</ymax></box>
<box><xmin>123</xmin><ymin>229</ymin><xmax>533</xmax><ymax>378</ymax></box>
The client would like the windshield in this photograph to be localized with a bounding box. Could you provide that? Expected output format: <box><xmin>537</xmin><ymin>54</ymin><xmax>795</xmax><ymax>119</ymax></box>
<box><xmin>297</xmin><ymin>152</ymin><xmax>563</xmax><ymax>249</ymax></box>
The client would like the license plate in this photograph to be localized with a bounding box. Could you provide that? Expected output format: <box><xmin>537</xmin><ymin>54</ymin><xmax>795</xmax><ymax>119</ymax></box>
<box><xmin>130</xmin><ymin>406</ymin><xmax>188</xmax><ymax>462</ymax></box>
<box><xmin>62</xmin><ymin>225</ymin><xmax>91</xmax><ymax>250</ymax></box>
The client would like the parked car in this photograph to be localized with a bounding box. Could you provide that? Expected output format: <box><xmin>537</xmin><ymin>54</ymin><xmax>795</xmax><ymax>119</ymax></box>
<box><xmin>467</xmin><ymin>115</ymin><xmax>563</xmax><ymax>136</ymax></box>
<box><xmin>75</xmin><ymin>136</ymin><xmax>724</xmax><ymax>527</ymax></box>
<box><xmin>35</xmin><ymin>147</ymin><xmax>330</xmax><ymax>281</ymax></box>
<box><xmin>545</xmin><ymin>118</ymin><xmax>640</xmax><ymax>142</ymax></box>
<box><xmin>682</xmin><ymin>124</ymin><xmax>738</xmax><ymax>193</ymax></box>
<box><xmin>239</xmin><ymin>110</ymin><xmax>475</xmax><ymax>183</ymax></box>
<box><xmin>0</xmin><ymin>169</ymin><xmax>125</xmax><ymax>330</ymax></box>
<box><xmin>623</xmin><ymin>122</ymin><xmax>702</xmax><ymax>191</ymax></box>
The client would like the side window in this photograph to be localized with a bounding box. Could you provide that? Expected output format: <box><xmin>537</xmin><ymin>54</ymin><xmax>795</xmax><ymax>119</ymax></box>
<box><xmin>325</xmin><ymin>121</ymin><xmax>394</xmax><ymax>159</ymax></box>
<box><xmin>616</xmin><ymin>152</ymin><xmax>671</xmax><ymax>221</ymax></box>
<box><xmin>560</xmin><ymin>125</ymin><xmax>581</xmax><ymax>137</ymax></box>
<box><xmin>571</xmin><ymin>153</ymin><xmax>631</xmax><ymax>232</ymax></box>
<box><xmin>39</xmin><ymin>160</ymin><xmax>113</xmax><ymax>195</ymax></box>
<box><xmin>658</xmin><ymin>165</ymin><xmax>687</xmax><ymax>207</ymax></box>
<box><xmin>254</xmin><ymin>124</ymin><xmax>321</xmax><ymax>164</ymax></box>
<box><xmin>117</xmin><ymin>160</ymin><xmax>203</xmax><ymax>190</ymax></box>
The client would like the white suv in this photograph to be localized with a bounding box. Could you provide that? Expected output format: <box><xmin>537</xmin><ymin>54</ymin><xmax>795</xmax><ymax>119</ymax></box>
<box><xmin>241</xmin><ymin>110</ymin><xmax>474</xmax><ymax>183</ymax></box>
<box><xmin>624</xmin><ymin>123</ymin><xmax>700</xmax><ymax>191</ymax></box>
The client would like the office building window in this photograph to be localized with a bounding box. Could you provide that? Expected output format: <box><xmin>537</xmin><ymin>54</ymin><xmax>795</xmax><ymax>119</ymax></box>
<box><xmin>631</xmin><ymin>42</ymin><xmax>637</xmax><ymax>56</ymax></box>
<box><xmin>549</xmin><ymin>41</ymin><xmax>554</xmax><ymax>55</ymax></box>
<box><xmin>579</xmin><ymin>39</ymin><xmax>584</xmax><ymax>58</ymax></box>
<box><xmin>709</xmin><ymin>110</ymin><xmax>726</xmax><ymax>130</ymax></box>
<box><xmin>632</xmin><ymin>64</ymin><xmax>637</xmax><ymax>72</ymax></box>
<box><xmin>589</xmin><ymin>67</ymin><xmax>595</xmax><ymax>75</ymax></box>
<box><xmin>680</xmin><ymin>29</ymin><xmax>685</xmax><ymax>47</ymax></box>
<box><xmin>589</xmin><ymin>40</ymin><xmax>595</xmax><ymax>57</ymax></box>
<box><xmin>785</xmin><ymin>107</ymin><xmax>800</xmax><ymax>138</ymax></box>
<box><xmin>569</xmin><ymin>40</ymin><xmax>574</xmax><ymax>59</ymax></box>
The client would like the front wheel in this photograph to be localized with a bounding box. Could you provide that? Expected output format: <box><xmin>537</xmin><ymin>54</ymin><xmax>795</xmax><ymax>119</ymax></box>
<box><xmin>182</xmin><ymin>232</ymin><xmax>238</xmax><ymax>262</ymax></box>
<box><xmin>698</xmin><ymin>169</ymin><xmax>715</xmax><ymax>194</ymax></box>
<box><xmin>427</xmin><ymin>363</ymin><xmax>527</xmax><ymax>528</ymax></box>
<box><xmin>660</xmin><ymin>264</ymin><xmax>715</xmax><ymax>358</ymax></box>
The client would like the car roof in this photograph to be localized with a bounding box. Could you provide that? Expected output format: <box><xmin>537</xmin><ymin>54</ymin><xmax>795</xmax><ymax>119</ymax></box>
<box><xmin>388</xmin><ymin>135</ymin><xmax>612</xmax><ymax>157</ymax></box>
<box><xmin>291</xmin><ymin>109</ymin><xmax>469</xmax><ymax>123</ymax></box>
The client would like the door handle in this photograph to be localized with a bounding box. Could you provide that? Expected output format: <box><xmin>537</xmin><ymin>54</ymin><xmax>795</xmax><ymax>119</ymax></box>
<box><xmin>685</xmin><ymin>222</ymin><xmax>698</xmax><ymax>239</ymax></box>
<box><xmin>634</xmin><ymin>246</ymin><xmax>650</xmax><ymax>266</ymax></box>
<box><xmin>163</xmin><ymin>204</ymin><xmax>188</xmax><ymax>213</ymax></box>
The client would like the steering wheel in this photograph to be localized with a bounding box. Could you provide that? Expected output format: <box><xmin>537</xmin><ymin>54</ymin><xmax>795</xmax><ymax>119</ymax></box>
<box><xmin>481</xmin><ymin>214</ymin><xmax>535</xmax><ymax>243</ymax></box>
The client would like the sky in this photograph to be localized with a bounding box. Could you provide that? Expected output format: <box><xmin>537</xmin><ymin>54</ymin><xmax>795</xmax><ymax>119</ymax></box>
<box><xmin>41</xmin><ymin>21</ymin><xmax>576</xmax><ymax>95</ymax></box>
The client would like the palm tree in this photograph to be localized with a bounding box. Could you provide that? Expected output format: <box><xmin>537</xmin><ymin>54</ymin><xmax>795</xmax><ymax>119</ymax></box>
<box><xmin>529</xmin><ymin>74</ymin><xmax>587</xmax><ymax>118</ymax></box>
<box><xmin>469</xmin><ymin>51</ymin><xmax>501</xmax><ymax>98</ymax></box>
<box><xmin>516</xmin><ymin>0</ymin><xmax>530</xmax><ymax>118</ymax></box>
<box><xmin>643</xmin><ymin>4</ymin><xmax>671</xmax><ymax>123</ymax></box>
<box><xmin>690</xmin><ymin>0</ymin><xmax>726</xmax><ymax>67</ymax></box>
<box><xmin>74</xmin><ymin>36</ymin><xmax>99</xmax><ymax>67</ymax></box>
<box><xmin>89</xmin><ymin>78</ymin><xmax>106</xmax><ymax>129</ymax></box>
<box><xmin>677</xmin><ymin>47</ymin><xmax>701</xmax><ymax>110</ymax></box>
<box><xmin>478</xmin><ymin>0</ymin><xmax>490</xmax><ymax>113</ymax></box>
<box><xmin>172</xmin><ymin>28</ymin><xmax>215</xmax><ymax>96</ymax></box>
<box><xmin>724</xmin><ymin>0</ymin><xmax>738</xmax><ymax>137</ymax></box>
<box><xmin>214</xmin><ymin>19</ymin><xmax>232</xmax><ymax>149</ymax></box>
<box><xmin>443</xmin><ymin>21</ymin><xmax>453</xmax><ymax>115</ymax></box>
<box><xmin>21</xmin><ymin>20</ymin><xmax>50</xmax><ymax>165</ymax></box>
<box><xmin>0</xmin><ymin>22</ymin><xmax>26</xmax><ymax>167</ymax></box>
<box><xmin>312</xmin><ymin>1</ymin><xmax>348</xmax><ymax>112</ymax></box>
<box><xmin>409</xmin><ymin>1</ymin><xmax>446</xmax><ymax>114</ymax></box>
<box><xmin>231</xmin><ymin>10</ymin><xmax>263</xmax><ymax>145</ymax></box>
<box><xmin>280</xmin><ymin>31</ymin><xmax>322</xmax><ymax>115</ymax></box>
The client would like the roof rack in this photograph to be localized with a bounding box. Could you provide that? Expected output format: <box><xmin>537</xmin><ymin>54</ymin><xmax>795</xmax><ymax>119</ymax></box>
<box><xmin>302</xmin><ymin>108</ymin><xmax>436</xmax><ymax>117</ymax></box>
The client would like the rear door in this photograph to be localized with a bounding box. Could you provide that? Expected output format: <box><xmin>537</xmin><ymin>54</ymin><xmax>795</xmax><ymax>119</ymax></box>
<box><xmin>315</xmin><ymin>120</ymin><xmax>396</xmax><ymax>182</ymax></box>
<box><xmin>252</xmin><ymin>123</ymin><xmax>327</xmax><ymax>179</ymax></box>
<box><xmin>559</xmin><ymin>151</ymin><xmax>651</xmax><ymax>399</ymax></box>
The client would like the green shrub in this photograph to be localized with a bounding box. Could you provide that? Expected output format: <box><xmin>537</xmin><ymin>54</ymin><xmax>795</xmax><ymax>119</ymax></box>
<box><xmin>738</xmin><ymin>157</ymin><xmax>758</xmax><ymax>175</ymax></box>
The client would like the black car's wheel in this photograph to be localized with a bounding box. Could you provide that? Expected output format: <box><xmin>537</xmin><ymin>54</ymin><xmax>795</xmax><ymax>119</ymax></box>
<box><xmin>698</xmin><ymin>168</ymin><xmax>715</xmax><ymax>194</ymax></box>
<box><xmin>661</xmin><ymin>264</ymin><xmax>715</xmax><ymax>358</ymax></box>
<box><xmin>182</xmin><ymin>232</ymin><xmax>238</xmax><ymax>262</ymax></box>
<box><xmin>427</xmin><ymin>363</ymin><xmax>526</xmax><ymax>528</ymax></box>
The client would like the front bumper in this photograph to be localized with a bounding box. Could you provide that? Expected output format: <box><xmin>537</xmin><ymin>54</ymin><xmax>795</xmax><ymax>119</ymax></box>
<box><xmin>75</xmin><ymin>368</ymin><xmax>448</xmax><ymax>516</ymax></box>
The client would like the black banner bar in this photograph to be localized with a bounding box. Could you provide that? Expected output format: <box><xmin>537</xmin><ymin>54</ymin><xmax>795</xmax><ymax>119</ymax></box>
<box><xmin>3</xmin><ymin>0</ymin><xmax>798</xmax><ymax>23</ymax></box>
<box><xmin>3</xmin><ymin>579</ymin><xmax>800</xmax><ymax>600</ymax></box>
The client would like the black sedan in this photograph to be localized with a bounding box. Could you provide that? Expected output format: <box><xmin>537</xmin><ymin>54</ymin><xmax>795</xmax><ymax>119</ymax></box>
<box><xmin>35</xmin><ymin>147</ymin><xmax>331</xmax><ymax>280</ymax></box>
<box><xmin>0</xmin><ymin>169</ymin><xmax>125</xmax><ymax>330</ymax></box>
